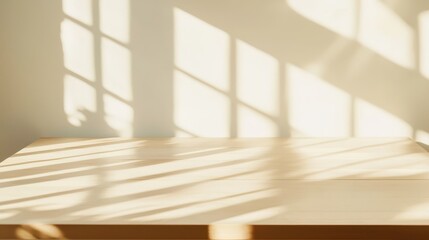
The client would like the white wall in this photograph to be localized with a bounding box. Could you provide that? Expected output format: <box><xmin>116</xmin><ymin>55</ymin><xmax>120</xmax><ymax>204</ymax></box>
<box><xmin>2</xmin><ymin>0</ymin><xmax>429</xmax><ymax>160</ymax></box>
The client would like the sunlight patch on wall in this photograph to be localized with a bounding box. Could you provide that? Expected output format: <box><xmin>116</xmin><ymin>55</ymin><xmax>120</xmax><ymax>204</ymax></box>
<box><xmin>415</xmin><ymin>130</ymin><xmax>429</xmax><ymax>146</ymax></box>
<box><xmin>354</xmin><ymin>98</ymin><xmax>412</xmax><ymax>137</ymax></box>
<box><xmin>61</xmin><ymin>19</ymin><xmax>95</xmax><ymax>81</ymax></box>
<box><xmin>174</xmin><ymin>8</ymin><xmax>230</xmax><ymax>91</ymax></box>
<box><xmin>236</xmin><ymin>40</ymin><xmax>278</xmax><ymax>137</ymax></box>
<box><xmin>236</xmin><ymin>40</ymin><xmax>279</xmax><ymax>116</ymax></box>
<box><xmin>174</xmin><ymin>70</ymin><xmax>229</xmax><ymax>137</ymax></box>
<box><xmin>62</xmin><ymin>0</ymin><xmax>92</xmax><ymax>26</ymax></box>
<box><xmin>99</xmin><ymin>0</ymin><xmax>130</xmax><ymax>43</ymax></box>
<box><xmin>103</xmin><ymin>94</ymin><xmax>134</xmax><ymax>137</ymax></box>
<box><xmin>305</xmin><ymin>38</ymin><xmax>351</xmax><ymax>74</ymax></box>
<box><xmin>358</xmin><ymin>0</ymin><xmax>414</xmax><ymax>69</ymax></box>
<box><xmin>64</xmin><ymin>75</ymin><xmax>96</xmax><ymax>127</ymax></box>
<box><xmin>101</xmin><ymin>38</ymin><xmax>132</xmax><ymax>101</ymax></box>
<box><xmin>287</xmin><ymin>64</ymin><xmax>351</xmax><ymax>137</ymax></box>
<box><xmin>238</xmin><ymin>106</ymin><xmax>277</xmax><ymax>137</ymax></box>
<box><xmin>287</xmin><ymin>0</ymin><xmax>357</xmax><ymax>38</ymax></box>
<box><xmin>419</xmin><ymin>11</ymin><xmax>429</xmax><ymax>79</ymax></box>
<box><xmin>175</xmin><ymin>128</ymin><xmax>196</xmax><ymax>137</ymax></box>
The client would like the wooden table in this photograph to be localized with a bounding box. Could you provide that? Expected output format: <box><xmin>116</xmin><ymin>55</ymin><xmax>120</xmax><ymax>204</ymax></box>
<box><xmin>1</xmin><ymin>138</ymin><xmax>429</xmax><ymax>239</ymax></box>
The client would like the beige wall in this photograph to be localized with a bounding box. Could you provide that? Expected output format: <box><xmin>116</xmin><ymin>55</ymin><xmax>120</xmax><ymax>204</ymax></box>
<box><xmin>1</xmin><ymin>0</ymin><xmax>429</xmax><ymax>160</ymax></box>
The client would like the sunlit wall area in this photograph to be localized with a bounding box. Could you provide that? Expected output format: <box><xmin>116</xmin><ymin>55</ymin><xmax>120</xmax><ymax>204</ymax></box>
<box><xmin>62</xmin><ymin>0</ymin><xmax>92</xmax><ymax>26</ymax></box>
<box><xmin>174</xmin><ymin>70</ymin><xmax>230</xmax><ymax>137</ymax></box>
<box><xmin>419</xmin><ymin>10</ymin><xmax>429</xmax><ymax>79</ymax></box>
<box><xmin>173</xmin><ymin>8</ymin><xmax>230</xmax><ymax>137</ymax></box>
<box><xmin>63</xmin><ymin>75</ymin><xmax>97</xmax><ymax>127</ymax></box>
<box><xmin>3</xmin><ymin>0</ymin><xmax>429</xmax><ymax>161</ymax></box>
<box><xmin>236</xmin><ymin>40</ymin><xmax>279</xmax><ymax>137</ymax></box>
<box><xmin>287</xmin><ymin>0</ymin><xmax>357</xmax><ymax>38</ymax></box>
<box><xmin>354</xmin><ymin>98</ymin><xmax>412</xmax><ymax>137</ymax></box>
<box><xmin>61</xmin><ymin>0</ymin><xmax>133</xmax><ymax>137</ymax></box>
<box><xmin>287</xmin><ymin>64</ymin><xmax>351</xmax><ymax>137</ymax></box>
<box><xmin>357</xmin><ymin>0</ymin><xmax>415</xmax><ymax>69</ymax></box>
<box><xmin>101</xmin><ymin>37</ymin><xmax>133</xmax><ymax>136</ymax></box>
<box><xmin>284</xmin><ymin>0</ymin><xmax>422</xmax><ymax>139</ymax></box>
<box><xmin>61</xmin><ymin>18</ymin><xmax>95</xmax><ymax>82</ymax></box>
<box><xmin>174</xmin><ymin>6</ymin><xmax>285</xmax><ymax>137</ymax></box>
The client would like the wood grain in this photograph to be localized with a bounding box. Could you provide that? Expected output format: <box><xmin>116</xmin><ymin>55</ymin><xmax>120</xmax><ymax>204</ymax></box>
<box><xmin>1</xmin><ymin>138</ymin><xmax>429</xmax><ymax>239</ymax></box>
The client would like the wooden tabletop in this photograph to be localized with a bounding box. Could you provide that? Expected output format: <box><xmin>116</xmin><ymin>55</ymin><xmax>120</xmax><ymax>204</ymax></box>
<box><xmin>1</xmin><ymin>138</ymin><xmax>429</xmax><ymax>239</ymax></box>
